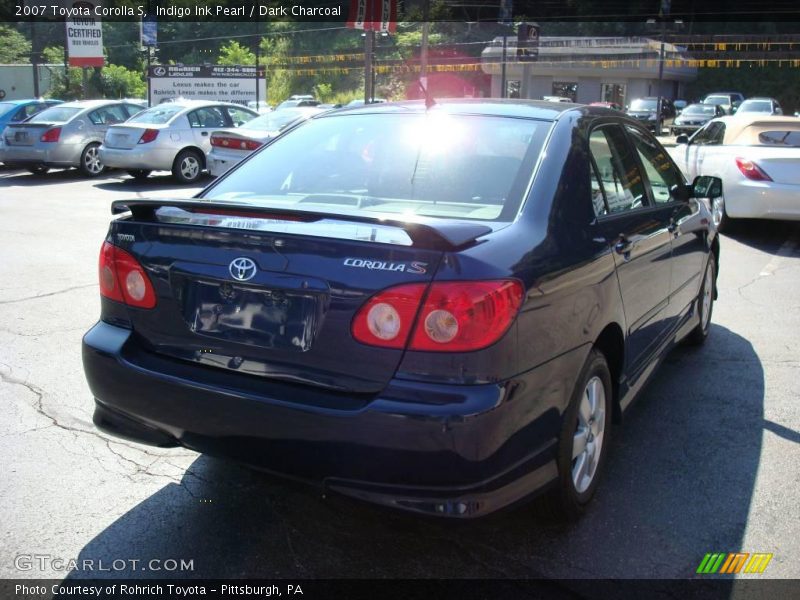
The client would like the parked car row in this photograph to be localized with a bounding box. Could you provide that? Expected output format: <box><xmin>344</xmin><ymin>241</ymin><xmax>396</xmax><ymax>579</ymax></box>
<box><xmin>0</xmin><ymin>98</ymin><xmax>336</xmax><ymax>184</ymax></box>
<box><xmin>0</xmin><ymin>99</ymin><xmax>146</xmax><ymax>176</ymax></box>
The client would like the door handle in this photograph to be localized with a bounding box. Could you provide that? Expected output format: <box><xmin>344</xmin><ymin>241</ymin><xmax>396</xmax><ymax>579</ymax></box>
<box><xmin>201</xmin><ymin>131</ymin><xmax>209</xmax><ymax>136</ymax></box>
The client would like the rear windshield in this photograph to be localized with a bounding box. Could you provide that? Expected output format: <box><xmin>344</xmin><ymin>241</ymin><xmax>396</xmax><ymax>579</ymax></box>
<box><xmin>739</xmin><ymin>101</ymin><xmax>772</xmax><ymax>113</ymax></box>
<box><xmin>758</xmin><ymin>130</ymin><xmax>800</xmax><ymax>146</ymax></box>
<box><xmin>704</xmin><ymin>96</ymin><xmax>730</xmax><ymax>105</ymax></box>
<box><xmin>28</xmin><ymin>106</ymin><xmax>81</xmax><ymax>123</ymax></box>
<box><xmin>630</xmin><ymin>99</ymin><xmax>656</xmax><ymax>110</ymax></box>
<box><xmin>127</xmin><ymin>104</ymin><xmax>184</xmax><ymax>124</ymax></box>
<box><xmin>203</xmin><ymin>113</ymin><xmax>551</xmax><ymax>222</ymax></box>
<box><xmin>682</xmin><ymin>105</ymin><xmax>715</xmax><ymax>115</ymax></box>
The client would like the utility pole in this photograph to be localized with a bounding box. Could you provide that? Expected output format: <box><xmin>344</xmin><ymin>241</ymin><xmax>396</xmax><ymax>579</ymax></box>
<box><xmin>364</xmin><ymin>29</ymin><xmax>375</xmax><ymax>103</ymax></box>
<box><xmin>30</xmin><ymin>20</ymin><xmax>40</xmax><ymax>97</ymax></box>
<box><xmin>420</xmin><ymin>2</ymin><xmax>430</xmax><ymax>90</ymax></box>
<box><xmin>500</xmin><ymin>35</ymin><xmax>508</xmax><ymax>98</ymax></box>
<box><xmin>656</xmin><ymin>18</ymin><xmax>666</xmax><ymax>136</ymax></box>
<box><xmin>255</xmin><ymin>18</ymin><xmax>261</xmax><ymax>108</ymax></box>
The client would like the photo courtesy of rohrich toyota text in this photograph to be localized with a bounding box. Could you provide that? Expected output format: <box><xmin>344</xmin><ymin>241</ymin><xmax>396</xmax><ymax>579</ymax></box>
<box><xmin>1</xmin><ymin>0</ymin><xmax>799</xmax><ymax>599</ymax></box>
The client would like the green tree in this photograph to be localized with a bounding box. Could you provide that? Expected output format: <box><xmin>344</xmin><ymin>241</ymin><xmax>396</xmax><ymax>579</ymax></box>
<box><xmin>218</xmin><ymin>40</ymin><xmax>256</xmax><ymax>66</ymax></box>
<box><xmin>0</xmin><ymin>24</ymin><xmax>31</xmax><ymax>63</ymax></box>
<box><xmin>99</xmin><ymin>64</ymin><xmax>146</xmax><ymax>99</ymax></box>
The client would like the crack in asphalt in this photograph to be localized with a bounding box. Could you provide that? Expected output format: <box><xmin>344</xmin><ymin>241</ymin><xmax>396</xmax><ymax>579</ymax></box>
<box><xmin>0</xmin><ymin>363</ymin><xmax>198</xmax><ymax>497</ymax></box>
<box><xmin>0</xmin><ymin>283</ymin><xmax>96</xmax><ymax>305</ymax></box>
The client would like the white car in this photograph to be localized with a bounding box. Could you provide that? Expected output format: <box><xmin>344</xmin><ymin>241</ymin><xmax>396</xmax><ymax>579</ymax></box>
<box><xmin>668</xmin><ymin>115</ymin><xmax>800</xmax><ymax>228</ymax></box>
<box><xmin>99</xmin><ymin>100</ymin><xmax>258</xmax><ymax>184</ymax></box>
<box><xmin>207</xmin><ymin>107</ymin><xmax>328</xmax><ymax>177</ymax></box>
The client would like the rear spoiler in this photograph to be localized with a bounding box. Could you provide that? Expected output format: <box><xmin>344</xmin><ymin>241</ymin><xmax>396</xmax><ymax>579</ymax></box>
<box><xmin>111</xmin><ymin>198</ymin><xmax>492</xmax><ymax>251</ymax></box>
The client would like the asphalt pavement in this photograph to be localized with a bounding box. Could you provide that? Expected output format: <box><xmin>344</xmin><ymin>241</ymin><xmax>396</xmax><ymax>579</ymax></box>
<box><xmin>0</xmin><ymin>167</ymin><xmax>798</xmax><ymax>583</ymax></box>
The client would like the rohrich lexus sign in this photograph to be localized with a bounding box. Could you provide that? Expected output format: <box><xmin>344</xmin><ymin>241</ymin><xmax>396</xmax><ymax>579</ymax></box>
<box><xmin>148</xmin><ymin>65</ymin><xmax>267</xmax><ymax>107</ymax></box>
<box><xmin>65</xmin><ymin>0</ymin><xmax>104</xmax><ymax>68</ymax></box>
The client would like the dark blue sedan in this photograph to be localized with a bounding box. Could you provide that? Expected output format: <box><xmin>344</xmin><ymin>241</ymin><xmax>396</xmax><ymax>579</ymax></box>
<box><xmin>82</xmin><ymin>100</ymin><xmax>721</xmax><ymax>519</ymax></box>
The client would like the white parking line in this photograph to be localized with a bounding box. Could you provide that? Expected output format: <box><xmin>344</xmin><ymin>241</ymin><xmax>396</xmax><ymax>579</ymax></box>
<box><xmin>759</xmin><ymin>235</ymin><xmax>799</xmax><ymax>277</ymax></box>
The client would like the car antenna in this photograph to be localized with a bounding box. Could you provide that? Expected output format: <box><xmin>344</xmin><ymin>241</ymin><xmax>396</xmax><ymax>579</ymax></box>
<box><xmin>417</xmin><ymin>79</ymin><xmax>437</xmax><ymax>110</ymax></box>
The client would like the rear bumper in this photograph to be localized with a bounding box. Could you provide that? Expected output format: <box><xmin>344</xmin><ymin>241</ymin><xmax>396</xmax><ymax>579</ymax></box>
<box><xmin>0</xmin><ymin>142</ymin><xmax>81</xmax><ymax>168</ymax></box>
<box><xmin>726</xmin><ymin>180</ymin><xmax>800</xmax><ymax>220</ymax></box>
<box><xmin>207</xmin><ymin>150</ymin><xmax>243</xmax><ymax>177</ymax></box>
<box><xmin>83</xmin><ymin>321</ymin><xmax>566</xmax><ymax>518</ymax></box>
<box><xmin>99</xmin><ymin>145</ymin><xmax>176</xmax><ymax>171</ymax></box>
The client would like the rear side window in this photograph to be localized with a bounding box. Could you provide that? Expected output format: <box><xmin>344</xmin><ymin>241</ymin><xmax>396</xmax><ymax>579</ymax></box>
<box><xmin>88</xmin><ymin>105</ymin><xmax>129</xmax><ymax>125</ymax></box>
<box><xmin>188</xmin><ymin>107</ymin><xmax>227</xmax><ymax>128</ymax></box>
<box><xmin>588</xmin><ymin>125</ymin><xmax>647</xmax><ymax>214</ymax></box>
<box><xmin>758</xmin><ymin>130</ymin><xmax>800</xmax><ymax>146</ymax></box>
<box><xmin>204</xmin><ymin>113</ymin><xmax>551</xmax><ymax>222</ymax></box>
<box><xmin>626</xmin><ymin>126</ymin><xmax>683</xmax><ymax>204</ymax></box>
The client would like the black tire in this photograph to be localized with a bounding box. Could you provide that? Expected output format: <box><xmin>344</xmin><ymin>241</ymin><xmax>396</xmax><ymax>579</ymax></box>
<box><xmin>172</xmin><ymin>149</ymin><xmax>204</xmax><ymax>184</ymax></box>
<box><xmin>686</xmin><ymin>253</ymin><xmax>716</xmax><ymax>346</ymax></box>
<box><xmin>127</xmin><ymin>169</ymin><xmax>151</xmax><ymax>180</ymax></box>
<box><xmin>540</xmin><ymin>349</ymin><xmax>614</xmax><ymax>521</ymax></box>
<box><xmin>26</xmin><ymin>165</ymin><xmax>50</xmax><ymax>175</ymax></box>
<box><xmin>78</xmin><ymin>142</ymin><xmax>106</xmax><ymax>177</ymax></box>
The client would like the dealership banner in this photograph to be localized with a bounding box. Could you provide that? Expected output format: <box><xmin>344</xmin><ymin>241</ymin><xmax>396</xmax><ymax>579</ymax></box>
<box><xmin>64</xmin><ymin>0</ymin><xmax>105</xmax><ymax>67</ymax></box>
<box><xmin>147</xmin><ymin>65</ymin><xmax>267</xmax><ymax>106</ymax></box>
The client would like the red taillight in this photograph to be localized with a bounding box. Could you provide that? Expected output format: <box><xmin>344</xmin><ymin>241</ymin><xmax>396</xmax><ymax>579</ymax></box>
<box><xmin>210</xmin><ymin>136</ymin><xmax>262</xmax><ymax>151</ymax></box>
<box><xmin>137</xmin><ymin>129</ymin><xmax>159</xmax><ymax>144</ymax></box>
<box><xmin>351</xmin><ymin>284</ymin><xmax>426</xmax><ymax>349</ymax></box>
<box><xmin>351</xmin><ymin>280</ymin><xmax>524</xmax><ymax>352</ymax></box>
<box><xmin>98</xmin><ymin>241</ymin><xmax>157</xmax><ymax>309</ymax></box>
<box><xmin>735</xmin><ymin>157</ymin><xmax>772</xmax><ymax>181</ymax></box>
<box><xmin>40</xmin><ymin>127</ymin><xmax>61</xmax><ymax>143</ymax></box>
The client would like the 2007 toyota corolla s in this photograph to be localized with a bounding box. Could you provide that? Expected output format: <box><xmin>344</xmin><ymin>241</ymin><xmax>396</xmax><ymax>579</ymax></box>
<box><xmin>82</xmin><ymin>100</ymin><xmax>721</xmax><ymax>519</ymax></box>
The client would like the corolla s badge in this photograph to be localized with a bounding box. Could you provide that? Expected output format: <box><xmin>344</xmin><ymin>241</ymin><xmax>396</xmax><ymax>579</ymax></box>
<box><xmin>343</xmin><ymin>258</ymin><xmax>427</xmax><ymax>274</ymax></box>
<box><xmin>229</xmin><ymin>257</ymin><xmax>257</xmax><ymax>281</ymax></box>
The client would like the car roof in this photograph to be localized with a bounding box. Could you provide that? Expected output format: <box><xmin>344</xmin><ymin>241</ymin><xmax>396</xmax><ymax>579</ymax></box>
<box><xmin>711</xmin><ymin>115</ymin><xmax>800</xmax><ymax>144</ymax></box>
<box><xmin>55</xmin><ymin>99</ymin><xmax>131</xmax><ymax>109</ymax></box>
<box><xmin>330</xmin><ymin>98</ymin><xmax>584</xmax><ymax>120</ymax></box>
<box><xmin>740</xmin><ymin>97</ymin><xmax>777</xmax><ymax>102</ymax></box>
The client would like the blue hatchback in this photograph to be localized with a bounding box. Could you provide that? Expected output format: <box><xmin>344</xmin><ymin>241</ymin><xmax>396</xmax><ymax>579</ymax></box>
<box><xmin>0</xmin><ymin>98</ymin><xmax>62</xmax><ymax>129</ymax></box>
<box><xmin>82</xmin><ymin>100</ymin><xmax>721</xmax><ymax>519</ymax></box>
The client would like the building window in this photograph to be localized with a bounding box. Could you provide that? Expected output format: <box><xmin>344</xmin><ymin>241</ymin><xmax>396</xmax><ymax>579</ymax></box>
<box><xmin>601</xmin><ymin>83</ymin><xmax>626</xmax><ymax>107</ymax></box>
<box><xmin>506</xmin><ymin>80</ymin><xmax>521</xmax><ymax>98</ymax></box>
<box><xmin>552</xmin><ymin>82</ymin><xmax>577</xmax><ymax>101</ymax></box>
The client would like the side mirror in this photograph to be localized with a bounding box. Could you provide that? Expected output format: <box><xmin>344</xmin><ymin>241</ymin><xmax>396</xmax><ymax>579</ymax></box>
<box><xmin>691</xmin><ymin>175</ymin><xmax>723</xmax><ymax>199</ymax></box>
<box><xmin>676</xmin><ymin>134</ymin><xmax>689</xmax><ymax>144</ymax></box>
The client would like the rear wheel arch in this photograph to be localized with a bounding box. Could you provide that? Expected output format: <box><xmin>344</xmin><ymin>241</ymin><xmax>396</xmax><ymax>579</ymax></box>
<box><xmin>176</xmin><ymin>146</ymin><xmax>206</xmax><ymax>169</ymax></box>
<box><xmin>593</xmin><ymin>323</ymin><xmax>624</xmax><ymax>423</ymax></box>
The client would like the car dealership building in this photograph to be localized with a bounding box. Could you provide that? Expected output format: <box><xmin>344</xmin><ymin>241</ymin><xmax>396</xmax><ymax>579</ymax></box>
<box><xmin>481</xmin><ymin>36</ymin><xmax>697</xmax><ymax>106</ymax></box>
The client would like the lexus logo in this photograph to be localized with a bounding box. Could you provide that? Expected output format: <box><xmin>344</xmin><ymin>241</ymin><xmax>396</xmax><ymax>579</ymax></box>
<box><xmin>229</xmin><ymin>257</ymin><xmax>257</xmax><ymax>281</ymax></box>
<box><xmin>153</xmin><ymin>66</ymin><xmax>166</xmax><ymax>76</ymax></box>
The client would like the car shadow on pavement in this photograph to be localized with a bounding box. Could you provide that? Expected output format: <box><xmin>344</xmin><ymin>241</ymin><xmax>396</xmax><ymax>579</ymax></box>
<box><xmin>722</xmin><ymin>219</ymin><xmax>800</xmax><ymax>252</ymax></box>
<box><xmin>64</xmin><ymin>325</ymin><xmax>762</xmax><ymax>583</ymax></box>
<box><xmin>93</xmin><ymin>172</ymin><xmax>211</xmax><ymax>194</ymax></box>
<box><xmin>0</xmin><ymin>168</ymin><xmax>119</xmax><ymax>187</ymax></box>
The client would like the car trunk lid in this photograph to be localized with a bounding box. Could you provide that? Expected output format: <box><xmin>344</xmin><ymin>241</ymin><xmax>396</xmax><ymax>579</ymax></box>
<box><xmin>104</xmin><ymin>124</ymin><xmax>166</xmax><ymax>150</ymax></box>
<box><xmin>108</xmin><ymin>198</ymin><xmax>492</xmax><ymax>394</ymax></box>
<box><xmin>3</xmin><ymin>123</ymin><xmax>54</xmax><ymax>146</ymax></box>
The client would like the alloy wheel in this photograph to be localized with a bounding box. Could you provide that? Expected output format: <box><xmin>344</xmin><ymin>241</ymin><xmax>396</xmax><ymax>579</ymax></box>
<box><xmin>181</xmin><ymin>156</ymin><xmax>200</xmax><ymax>181</ymax></box>
<box><xmin>571</xmin><ymin>375</ymin><xmax>606</xmax><ymax>494</ymax></box>
<box><xmin>84</xmin><ymin>146</ymin><xmax>103</xmax><ymax>174</ymax></box>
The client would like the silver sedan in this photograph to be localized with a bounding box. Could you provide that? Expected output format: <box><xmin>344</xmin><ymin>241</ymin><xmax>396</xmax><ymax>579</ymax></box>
<box><xmin>0</xmin><ymin>100</ymin><xmax>145</xmax><ymax>176</ymax></box>
<box><xmin>99</xmin><ymin>100</ymin><xmax>258</xmax><ymax>184</ymax></box>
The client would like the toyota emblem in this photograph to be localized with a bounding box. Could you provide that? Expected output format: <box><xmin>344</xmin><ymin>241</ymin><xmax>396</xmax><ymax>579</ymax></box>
<box><xmin>229</xmin><ymin>257</ymin><xmax>257</xmax><ymax>281</ymax></box>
